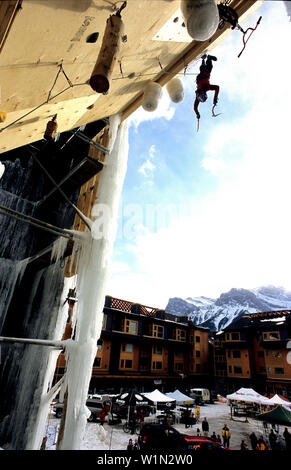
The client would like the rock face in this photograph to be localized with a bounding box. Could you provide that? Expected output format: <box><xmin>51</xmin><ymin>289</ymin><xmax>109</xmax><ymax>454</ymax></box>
<box><xmin>166</xmin><ymin>286</ymin><xmax>291</xmax><ymax>331</ymax></box>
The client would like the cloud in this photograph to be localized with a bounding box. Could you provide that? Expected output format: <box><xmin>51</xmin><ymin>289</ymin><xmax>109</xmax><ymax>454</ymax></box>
<box><xmin>108</xmin><ymin>2</ymin><xmax>291</xmax><ymax>308</ymax></box>
<box><xmin>138</xmin><ymin>144</ymin><xmax>156</xmax><ymax>179</ymax></box>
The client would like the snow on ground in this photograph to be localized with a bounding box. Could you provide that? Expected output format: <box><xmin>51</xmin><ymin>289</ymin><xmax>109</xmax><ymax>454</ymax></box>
<box><xmin>45</xmin><ymin>402</ymin><xmax>288</xmax><ymax>451</ymax></box>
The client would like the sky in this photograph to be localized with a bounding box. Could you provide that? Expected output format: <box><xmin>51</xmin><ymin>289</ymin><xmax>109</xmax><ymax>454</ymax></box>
<box><xmin>107</xmin><ymin>1</ymin><xmax>291</xmax><ymax>309</ymax></box>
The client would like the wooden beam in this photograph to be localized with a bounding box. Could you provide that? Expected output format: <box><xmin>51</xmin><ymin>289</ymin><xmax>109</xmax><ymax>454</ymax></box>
<box><xmin>0</xmin><ymin>0</ymin><xmax>22</xmax><ymax>54</ymax></box>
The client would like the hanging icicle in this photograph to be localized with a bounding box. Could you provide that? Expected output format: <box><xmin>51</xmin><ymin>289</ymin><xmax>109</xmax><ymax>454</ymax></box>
<box><xmin>142</xmin><ymin>82</ymin><xmax>163</xmax><ymax>112</ymax></box>
<box><xmin>166</xmin><ymin>77</ymin><xmax>184</xmax><ymax>103</ymax></box>
<box><xmin>180</xmin><ymin>0</ymin><xmax>219</xmax><ymax>41</ymax></box>
<box><xmin>89</xmin><ymin>2</ymin><xmax>127</xmax><ymax>94</ymax></box>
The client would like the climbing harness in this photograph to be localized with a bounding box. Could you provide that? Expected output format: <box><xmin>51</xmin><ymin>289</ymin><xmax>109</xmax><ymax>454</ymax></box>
<box><xmin>218</xmin><ymin>1</ymin><xmax>262</xmax><ymax>58</ymax></box>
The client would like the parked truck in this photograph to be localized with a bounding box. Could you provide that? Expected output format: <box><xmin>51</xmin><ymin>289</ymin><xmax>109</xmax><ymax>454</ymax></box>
<box><xmin>189</xmin><ymin>388</ymin><xmax>210</xmax><ymax>405</ymax></box>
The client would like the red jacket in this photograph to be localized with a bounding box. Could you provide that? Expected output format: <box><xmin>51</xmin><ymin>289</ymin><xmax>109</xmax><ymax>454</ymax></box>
<box><xmin>194</xmin><ymin>73</ymin><xmax>219</xmax><ymax>116</ymax></box>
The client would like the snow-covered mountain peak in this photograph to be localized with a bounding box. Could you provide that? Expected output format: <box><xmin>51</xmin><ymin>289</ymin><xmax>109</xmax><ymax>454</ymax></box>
<box><xmin>165</xmin><ymin>286</ymin><xmax>291</xmax><ymax>331</ymax></box>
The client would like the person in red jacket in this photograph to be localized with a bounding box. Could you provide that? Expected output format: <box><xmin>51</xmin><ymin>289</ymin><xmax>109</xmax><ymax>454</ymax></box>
<box><xmin>194</xmin><ymin>54</ymin><xmax>220</xmax><ymax>121</ymax></box>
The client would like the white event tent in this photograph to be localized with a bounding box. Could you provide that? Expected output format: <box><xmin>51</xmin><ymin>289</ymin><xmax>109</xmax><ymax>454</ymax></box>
<box><xmin>226</xmin><ymin>388</ymin><xmax>270</xmax><ymax>406</ymax></box>
<box><xmin>143</xmin><ymin>389</ymin><xmax>176</xmax><ymax>405</ymax></box>
<box><xmin>165</xmin><ymin>390</ymin><xmax>194</xmax><ymax>405</ymax></box>
<box><xmin>266</xmin><ymin>394</ymin><xmax>291</xmax><ymax>407</ymax></box>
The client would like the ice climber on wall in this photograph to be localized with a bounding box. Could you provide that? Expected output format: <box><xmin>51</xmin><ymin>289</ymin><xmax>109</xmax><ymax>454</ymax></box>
<box><xmin>194</xmin><ymin>54</ymin><xmax>220</xmax><ymax>123</ymax></box>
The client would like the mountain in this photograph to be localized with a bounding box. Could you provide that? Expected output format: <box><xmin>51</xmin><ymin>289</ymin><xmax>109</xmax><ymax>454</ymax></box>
<box><xmin>165</xmin><ymin>286</ymin><xmax>291</xmax><ymax>332</ymax></box>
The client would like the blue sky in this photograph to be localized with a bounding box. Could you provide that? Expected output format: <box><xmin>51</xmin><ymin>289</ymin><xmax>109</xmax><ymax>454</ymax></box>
<box><xmin>108</xmin><ymin>1</ymin><xmax>291</xmax><ymax>308</ymax></box>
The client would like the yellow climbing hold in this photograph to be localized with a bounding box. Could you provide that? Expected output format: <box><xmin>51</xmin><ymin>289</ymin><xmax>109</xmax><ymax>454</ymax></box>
<box><xmin>0</xmin><ymin>111</ymin><xmax>7</xmax><ymax>123</ymax></box>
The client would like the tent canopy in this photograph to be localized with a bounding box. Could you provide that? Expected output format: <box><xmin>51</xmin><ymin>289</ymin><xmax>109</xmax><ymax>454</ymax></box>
<box><xmin>227</xmin><ymin>388</ymin><xmax>268</xmax><ymax>405</ymax></box>
<box><xmin>143</xmin><ymin>389</ymin><xmax>176</xmax><ymax>404</ymax></box>
<box><xmin>256</xmin><ymin>405</ymin><xmax>291</xmax><ymax>426</ymax></box>
<box><xmin>113</xmin><ymin>391</ymin><xmax>151</xmax><ymax>406</ymax></box>
<box><xmin>266</xmin><ymin>394</ymin><xmax>291</xmax><ymax>407</ymax></box>
<box><xmin>165</xmin><ymin>390</ymin><xmax>194</xmax><ymax>405</ymax></box>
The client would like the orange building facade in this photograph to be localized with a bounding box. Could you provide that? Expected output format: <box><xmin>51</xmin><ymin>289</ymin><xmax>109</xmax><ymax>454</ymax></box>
<box><xmin>54</xmin><ymin>294</ymin><xmax>210</xmax><ymax>393</ymax></box>
<box><xmin>213</xmin><ymin>310</ymin><xmax>291</xmax><ymax>399</ymax></box>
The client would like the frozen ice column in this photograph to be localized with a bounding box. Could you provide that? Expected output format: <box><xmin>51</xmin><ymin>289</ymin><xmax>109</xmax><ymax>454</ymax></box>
<box><xmin>59</xmin><ymin>115</ymin><xmax>129</xmax><ymax>450</ymax></box>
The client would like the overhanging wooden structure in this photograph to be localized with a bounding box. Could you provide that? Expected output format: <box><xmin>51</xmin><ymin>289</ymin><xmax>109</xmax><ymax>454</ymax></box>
<box><xmin>0</xmin><ymin>0</ymin><xmax>263</xmax><ymax>153</ymax></box>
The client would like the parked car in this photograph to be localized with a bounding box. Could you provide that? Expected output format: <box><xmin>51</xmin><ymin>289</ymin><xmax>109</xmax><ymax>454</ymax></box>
<box><xmin>53</xmin><ymin>398</ymin><xmax>104</xmax><ymax>422</ymax></box>
<box><xmin>138</xmin><ymin>424</ymin><xmax>228</xmax><ymax>451</ymax></box>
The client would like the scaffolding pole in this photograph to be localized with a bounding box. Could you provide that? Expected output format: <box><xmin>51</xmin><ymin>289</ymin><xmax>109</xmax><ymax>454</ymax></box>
<box><xmin>0</xmin><ymin>204</ymin><xmax>74</xmax><ymax>240</ymax></box>
<box><xmin>0</xmin><ymin>336</ymin><xmax>65</xmax><ymax>349</ymax></box>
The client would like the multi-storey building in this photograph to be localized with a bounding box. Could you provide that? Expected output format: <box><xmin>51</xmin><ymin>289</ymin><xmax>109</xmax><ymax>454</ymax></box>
<box><xmin>54</xmin><ymin>294</ymin><xmax>210</xmax><ymax>393</ymax></box>
<box><xmin>213</xmin><ymin>310</ymin><xmax>291</xmax><ymax>399</ymax></box>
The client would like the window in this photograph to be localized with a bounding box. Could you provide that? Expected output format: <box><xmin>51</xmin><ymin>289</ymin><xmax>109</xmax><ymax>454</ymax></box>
<box><xmin>231</xmin><ymin>332</ymin><xmax>240</xmax><ymax>341</ymax></box>
<box><xmin>153</xmin><ymin>324</ymin><xmax>164</xmax><ymax>338</ymax></box>
<box><xmin>94</xmin><ymin>357</ymin><xmax>101</xmax><ymax>367</ymax></box>
<box><xmin>177</xmin><ymin>329</ymin><xmax>186</xmax><ymax>341</ymax></box>
<box><xmin>102</xmin><ymin>314</ymin><xmax>107</xmax><ymax>330</ymax></box>
<box><xmin>196</xmin><ymin>350</ymin><xmax>200</xmax><ymax>358</ymax></box>
<box><xmin>195</xmin><ymin>336</ymin><xmax>200</xmax><ymax>343</ymax></box>
<box><xmin>120</xmin><ymin>359</ymin><xmax>133</xmax><ymax>369</ymax></box>
<box><xmin>274</xmin><ymin>368</ymin><xmax>284</xmax><ymax>375</ymax></box>
<box><xmin>123</xmin><ymin>319</ymin><xmax>138</xmax><ymax>335</ymax></box>
<box><xmin>259</xmin><ymin>366</ymin><xmax>266</xmax><ymax>373</ymax></box>
<box><xmin>233</xmin><ymin>366</ymin><xmax>242</xmax><ymax>374</ymax></box>
<box><xmin>97</xmin><ymin>339</ymin><xmax>103</xmax><ymax>350</ymax></box>
<box><xmin>175</xmin><ymin>362</ymin><xmax>183</xmax><ymax>371</ymax></box>
<box><xmin>263</xmin><ymin>331</ymin><xmax>280</xmax><ymax>341</ymax></box>
<box><xmin>232</xmin><ymin>351</ymin><xmax>241</xmax><ymax>358</ymax></box>
<box><xmin>190</xmin><ymin>335</ymin><xmax>194</xmax><ymax>343</ymax></box>
<box><xmin>153</xmin><ymin>344</ymin><xmax>162</xmax><ymax>355</ymax></box>
<box><xmin>196</xmin><ymin>364</ymin><xmax>200</xmax><ymax>372</ymax></box>
<box><xmin>228</xmin><ymin>365</ymin><xmax>232</xmax><ymax>373</ymax></box>
<box><xmin>152</xmin><ymin>361</ymin><xmax>162</xmax><ymax>370</ymax></box>
<box><xmin>121</xmin><ymin>343</ymin><xmax>133</xmax><ymax>352</ymax></box>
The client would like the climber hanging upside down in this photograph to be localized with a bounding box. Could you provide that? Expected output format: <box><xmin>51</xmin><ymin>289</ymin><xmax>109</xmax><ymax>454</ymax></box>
<box><xmin>194</xmin><ymin>54</ymin><xmax>220</xmax><ymax>121</ymax></box>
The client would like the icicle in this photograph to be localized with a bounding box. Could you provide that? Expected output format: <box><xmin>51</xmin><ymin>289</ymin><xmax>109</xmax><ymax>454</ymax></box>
<box><xmin>166</xmin><ymin>77</ymin><xmax>184</xmax><ymax>103</ymax></box>
<box><xmin>0</xmin><ymin>162</ymin><xmax>5</xmax><ymax>180</ymax></box>
<box><xmin>142</xmin><ymin>82</ymin><xmax>163</xmax><ymax>112</ymax></box>
<box><xmin>59</xmin><ymin>117</ymin><xmax>129</xmax><ymax>450</ymax></box>
<box><xmin>50</xmin><ymin>237</ymin><xmax>69</xmax><ymax>264</ymax></box>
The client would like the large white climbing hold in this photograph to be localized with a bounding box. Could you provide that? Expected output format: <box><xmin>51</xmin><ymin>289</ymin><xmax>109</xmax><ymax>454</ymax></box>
<box><xmin>166</xmin><ymin>77</ymin><xmax>184</xmax><ymax>103</ymax></box>
<box><xmin>142</xmin><ymin>82</ymin><xmax>163</xmax><ymax>112</ymax></box>
<box><xmin>180</xmin><ymin>0</ymin><xmax>219</xmax><ymax>41</ymax></box>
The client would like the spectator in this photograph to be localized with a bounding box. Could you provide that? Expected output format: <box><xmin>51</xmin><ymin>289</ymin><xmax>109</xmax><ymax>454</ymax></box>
<box><xmin>283</xmin><ymin>427</ymin><xmax>291</xmax><ymax>451</ymax></box>
<box><xmin>268</xmin><ymin>429</ymin><xmax>277</xmax><ymax>450</ymax></box>
<box><xmin>249</xmin><ymin>432</ymin><xmax>258</xmax><ymax>450</ymax></box>
<box><xmin>256</xmin><ymin>436</ymin><xmax>267</xmax><ymax>451</ymax></box>
<box><xmin>99</xmin><ymin>408</ymin><xmax>106</xmax><ymax>426</ymax></box>
<box><xmin>133</xmin><ymin>438</ymin><xmax>140</xmax><ymax>451</ymax></box>
<box><xmin>202</xmin><ymin>417</ymin><xmax>209</xmax><ymax>437</ymax></box>
<box><xmin>127</xmin><ymin>438</ymin><xmax>133</xmax><ymax>451</ymax></box>
<box><xmin>221</xmin><ymin>424</ymin><xmax>231</xmax><ymax>448</ymax></box>
<box><xmin>240</xmin><ymin>439</ymin><xmax>248</xmax><ymax>450</ymax></box>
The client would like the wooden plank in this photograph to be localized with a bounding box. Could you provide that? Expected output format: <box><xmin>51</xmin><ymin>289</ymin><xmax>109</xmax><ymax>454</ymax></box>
<box><xmin>0</xmin><ymin>1</ymin><xmax>21</xmax><ymax>54</ymax></box>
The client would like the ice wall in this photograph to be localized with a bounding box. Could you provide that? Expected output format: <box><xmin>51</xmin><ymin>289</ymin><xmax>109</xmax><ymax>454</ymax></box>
<box><xmin>59</xmin><ymin>116</ymin><xmax>129</xmax><ymax>450</ymax></box>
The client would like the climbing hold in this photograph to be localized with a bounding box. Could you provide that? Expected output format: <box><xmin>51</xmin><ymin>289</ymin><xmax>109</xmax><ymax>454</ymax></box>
<box><xmin>142</xmin><ymin>82</ymin><xmax>162</xmax><ymax>112</ymax></box>
<box><xmin>166</xmin><ymin>77</ymin><xmax>184</xmax><ymax>103</ymax></box>
<box><xmin>0</xmin><ymin>111</ymin><xmax>7</xmax><ymax>123</ymax></box>
<box><xmin>180</xmin><ymin>0</ymin><xmax>219</xmax><ymax>41</ymax></box>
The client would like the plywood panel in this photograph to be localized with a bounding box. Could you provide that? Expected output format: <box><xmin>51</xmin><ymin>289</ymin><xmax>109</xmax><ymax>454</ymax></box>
<box><xmin>0</xmin><ymin>0</ymin><xmax>263</xmax><ymax>153</ymax></box>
